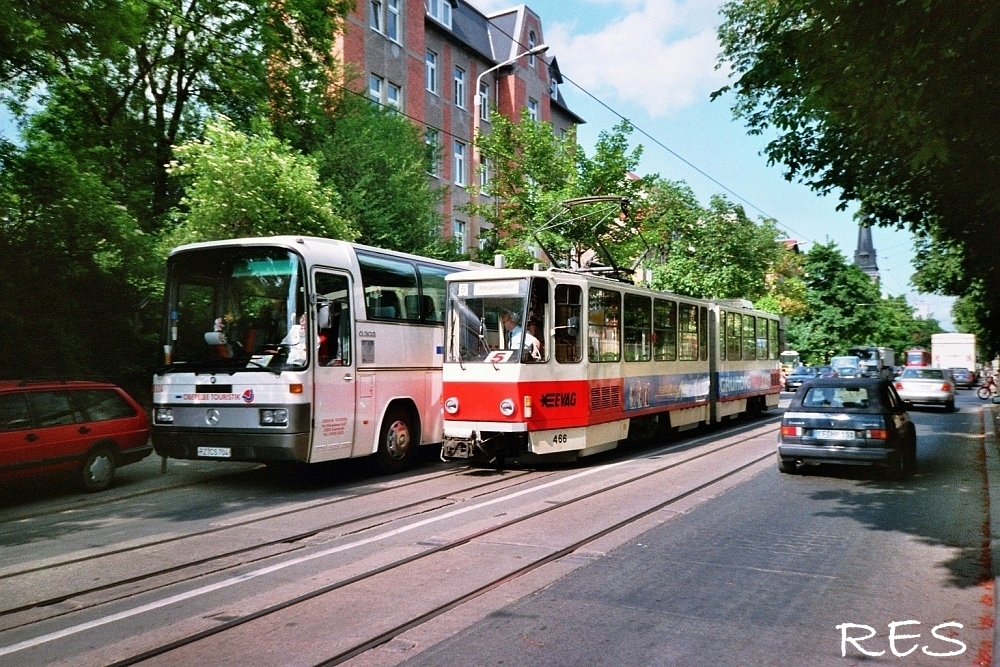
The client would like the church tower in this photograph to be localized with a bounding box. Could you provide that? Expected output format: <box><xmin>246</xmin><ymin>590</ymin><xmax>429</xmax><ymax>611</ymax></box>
<box><xmin>854</xmin><ymin>223</ymin><xmax>880</xmax><ymax>282</ymax></box>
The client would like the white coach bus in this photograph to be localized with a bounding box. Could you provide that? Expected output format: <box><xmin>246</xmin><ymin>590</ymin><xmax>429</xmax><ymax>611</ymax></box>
<box><xmin>151</xmin><ymin>236</ymin><xmax>471</xmax><ymax>472</ymax></box>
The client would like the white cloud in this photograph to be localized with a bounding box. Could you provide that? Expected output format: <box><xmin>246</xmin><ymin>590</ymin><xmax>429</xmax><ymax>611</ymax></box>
<box><xmin>546</xmin><ymin>1</ymin><xmax>729</xmax><ymax>118</ymax></box>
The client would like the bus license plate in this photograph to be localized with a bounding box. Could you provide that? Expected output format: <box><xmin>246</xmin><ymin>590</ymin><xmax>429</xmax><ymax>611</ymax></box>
<box><xmin>814</xmin><ymin>429</ymin><xmax>854</xmax><ymax>441</ymax></box>
<box><xmin>198</xmin><ymin>446</ymin><xmax>232</xmax><ymax>458</ymax></box>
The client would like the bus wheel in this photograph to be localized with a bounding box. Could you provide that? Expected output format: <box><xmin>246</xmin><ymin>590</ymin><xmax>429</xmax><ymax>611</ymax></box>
<box><xmin>375</xmin><ymin>407</ymin><xmax>416</xmax><ymax>473</ymax></box>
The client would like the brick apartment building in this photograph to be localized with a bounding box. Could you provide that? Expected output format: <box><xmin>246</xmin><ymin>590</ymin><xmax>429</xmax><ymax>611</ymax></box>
<box><xmin>337</xmin><ymin>0</ymin><xmax>584</xmax><ymax>255</ymax></box>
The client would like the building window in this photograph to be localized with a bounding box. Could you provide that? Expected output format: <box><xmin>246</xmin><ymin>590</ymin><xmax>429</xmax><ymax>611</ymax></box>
<box><xmin>550</xmin><ymin>78</ymin><xmax>558</xmax><ymax>98</ymax></box>
<box><xmin>425</xmin><ymin>129</ymin><xmax>440</xmax><ymax>176</ymax></box>
<box><xmin>427</xmin><ymin>0</ymin><xmax>451</xmax><ymax>28</ymax></box>
<box><xmin>369</xmin><ymin>74</ymin><xmax>383</xmax><ymax>103</ymax></box>
<box><xmin>528</xmin><ymin>31</ymin><xmax>537</xmax><ymax>67</ymax></box>
<box><xmin>453</xmin><ymin>140</ymin><xmax>466</xmax><ymax>186</ymax></box>
<box><xmin>425</xmin><ymin>50</ymin><xmax>438</xmax><ymax>94</ymax></box>
<box><xmin>387</xmin><ymin>82</ymin><xmax>401</xmax><ymax>110</ymax></box>
<box><xmin>527</xmin><ymin>98</ymin><xmax>539</xmax><ymax>121</ymax></box>
<box><xmin>387</xmin><ymin>0</ymin><xmax>399</xmax><ymax>41</ymax></box>
<box><xmin>454</xmin><ymin>220</ymin><xmax>467</xmax><ymax>253</ymax></box>
<box><xmin>479</xmin><ymin>81</ymin><xmax>489</xmax><ymax>121</ymax></box>
<box><xmin>370</xmin><ymin>0</ymin><xmax>383</xmax><ymax>32</ymax></box>
<box><xmin>454</xmin><ymin>66</ymin><xmax>466</xmax><ymax>109</ymax></box>
<box><xmin>479</xmin><ymin>157</ymin><xmax>489</xmax><ymax>188</ymax></box>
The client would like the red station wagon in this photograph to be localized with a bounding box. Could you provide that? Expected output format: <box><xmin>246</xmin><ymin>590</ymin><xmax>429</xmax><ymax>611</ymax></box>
<box><xmin>0</xmin><ymin>380</ymin><xmax>152</xmax><ymax>492</ymax></box>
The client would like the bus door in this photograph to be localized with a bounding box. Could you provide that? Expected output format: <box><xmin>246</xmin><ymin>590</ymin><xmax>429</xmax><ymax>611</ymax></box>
<box><xmin>310</xmin><ymin>270</ymin><xmax>356</xmax><ymax>462</ymax></box>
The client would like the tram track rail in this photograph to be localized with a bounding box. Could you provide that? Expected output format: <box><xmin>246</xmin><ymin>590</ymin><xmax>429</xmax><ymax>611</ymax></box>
<box><xmin>0</xmin><ymin>466</ymin><xmax>541</xmax><ymax>623</ymax></box>
<box><xmin>32</xmin><ymin>417</ymin><xmax>784</xmax><ymax>667</ymax></box>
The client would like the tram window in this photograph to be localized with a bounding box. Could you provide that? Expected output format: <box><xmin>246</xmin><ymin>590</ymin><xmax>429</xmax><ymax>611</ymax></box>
<box><xmin>653</xmin><ymin>299</ymin><xmax>676</xmax><ymax>361</ymax></box>
<box><xmin>588</xmin><ymin>288</ymin><xmax>621</xmax><ymax>363</ymax></box>
<box><xmin>416</xmin><ymin>264</ymin><xmax>449</xmax><ymax>323</ymax></box>
<box><xmin>727</xmin><ymin>311</ymin><xmax>742</xmax><ymax>360</ymax></box>
<box><xmin>555</xmin><ymin>284</ymin><xmax>582</xmax><ymax>363</ymax></box>
<box><xmin>624</xmin><ymin>294</ymin><xmax>651</xmax><ymax>361</ymax></box>
<box><xmin>768</xmin><ymin>319</ymin><xmax>779</xmax><ymax>360</ymax></box>
<box><xmin>678</xmin><ymin>303</ymin><xmax>698</xmax><ymax>361</ymax></box>
<box><xmin>756</xmin><ymin>317</ymin><xmax>769</xmax><ymax>360</ymax></box>
<box><xmin>719</xmin><ymin>311</ymin><xmax>726</xmax><ymax>361</ymax></box>
<box><xmin>357</xmin><ymin>251</ymin><xmax>419</xmax><ymax>320</ymax></box>
<box><xmin>742</xmin><ymin>315</ymin><xmax>756</xmax><ymax>360</ymax></box>
<box><xmin>699</xmin><ymin>306</ymin><xmax>708</xmax><ymax>361</ymax></box>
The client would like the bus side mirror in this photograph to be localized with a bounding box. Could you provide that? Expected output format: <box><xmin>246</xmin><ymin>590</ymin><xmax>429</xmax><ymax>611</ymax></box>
<box><xmin>317</xmin><ymin>303</ymin><xmax>331</xmax><ymax>329</ymax></box>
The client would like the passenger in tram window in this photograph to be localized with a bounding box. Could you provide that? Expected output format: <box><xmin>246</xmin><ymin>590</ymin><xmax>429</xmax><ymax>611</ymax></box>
<box><xmin>524</xmin><ymin>319</ymin><xmax>542</xmax><ymax>361</ymax></box>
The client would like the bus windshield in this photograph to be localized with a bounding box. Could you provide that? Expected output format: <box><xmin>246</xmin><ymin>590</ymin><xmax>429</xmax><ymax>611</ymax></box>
<box><xmin>163</xmin><ymin>247</ymin><xmax>307</xmax><ymax>371</ymax></box>
<box><xmin>446</xmin><ymin>278</ymin><xmax>530</xmax><ymax>363</ymax></box>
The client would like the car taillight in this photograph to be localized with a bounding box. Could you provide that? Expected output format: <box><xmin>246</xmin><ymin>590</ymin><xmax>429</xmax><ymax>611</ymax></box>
<box><xmin>942</xmin><ymin>383</ymin><xmax>952</xmax><ymax>391</ymax></box>
<box><xmin>865</xmin><ymin>429</ymin><xmax>888</xmax><ymax>440</ymax></box>
<box><xmin>781</xmin><ymin>425</ymin><xmax>802</xmax><ymax>437</ymax></box>
<box><xmin>894</xmin><ymin>382</ymin><xmax>903</xmax><ymax>390</ymax></box>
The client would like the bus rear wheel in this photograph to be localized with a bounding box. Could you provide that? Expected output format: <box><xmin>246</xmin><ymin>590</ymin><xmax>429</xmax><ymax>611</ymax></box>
<box><xmin>375</xmin><ymin>406</ymin><xmax>417</xmax><ymax>474</ymax></box>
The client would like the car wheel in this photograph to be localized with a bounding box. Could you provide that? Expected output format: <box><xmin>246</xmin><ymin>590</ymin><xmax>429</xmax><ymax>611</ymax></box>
<box><xmin>887</xmin><ymin>452</ymin><xmax>910</xmax><ymax>481</ymax></box>
<box><xmin>80</xmin><ymin>445</ymin><xmax>116</xmax><ymax>492</ymax></box>
<box><xmin>777</xmin><ymin>454</ymin><xmax>797</xmax><ymax>474</ymax></box>
<box><xmin>945</xmin><ymin>399</ymin><xmax>955</xmax><ymax>412</ymax></box>
<box><xmin>374</xmin><ymin>406</ymin><xmax>417</xmax><ymax>474</ymax></box>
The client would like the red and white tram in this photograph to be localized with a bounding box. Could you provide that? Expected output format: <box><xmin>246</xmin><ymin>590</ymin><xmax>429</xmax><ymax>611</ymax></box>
<box><xmin>440</xmin><ymin>268</ymin><xmax>783</xmax><ymax>463</ymax></box>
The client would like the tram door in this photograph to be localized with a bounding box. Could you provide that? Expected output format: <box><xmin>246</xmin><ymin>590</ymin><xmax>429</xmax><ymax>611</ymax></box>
<box><xmin>310</xmin><ymin>270</ymin><xmax>356</xmax><ymax>462</ymax></box>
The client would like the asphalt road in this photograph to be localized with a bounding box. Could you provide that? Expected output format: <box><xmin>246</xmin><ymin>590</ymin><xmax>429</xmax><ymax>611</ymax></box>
<box><xmin>390</xmin><ymin>392</ymin><xmax>997</xmax><ymax>667</ymax></box>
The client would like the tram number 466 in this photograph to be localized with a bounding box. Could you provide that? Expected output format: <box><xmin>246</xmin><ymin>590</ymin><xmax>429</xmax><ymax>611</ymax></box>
<box><xmin>552</xmin><ymin>433</ymin><xmax>569</xmax><ymax>444</ymax></box>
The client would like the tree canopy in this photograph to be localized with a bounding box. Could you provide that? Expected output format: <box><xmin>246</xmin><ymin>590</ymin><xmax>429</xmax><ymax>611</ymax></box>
<box><xmin>717</xmin><ymin>0</ymin><xmax>1000</xmax><ymax>352</ymax></box>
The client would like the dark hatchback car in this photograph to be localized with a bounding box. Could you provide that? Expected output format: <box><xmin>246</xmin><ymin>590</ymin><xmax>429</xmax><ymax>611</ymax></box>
<box><xmin>784</xmin><ymin>366</ymin><xmax>818</xmax><ymax>391</ymax></box>
<box><xmin>0</xmin><ymin>380</ymin><xmax>151</xmax><ymax>491</ymax></box>
<box><xmin>949</xmin><ymin>368</ymin><xmax>976</xmax><ymax>389</ymax></box>
<box><xmin>777</xmin><ymin>378</ymin><xmax>916</xmax><ymax>479</ymax></box>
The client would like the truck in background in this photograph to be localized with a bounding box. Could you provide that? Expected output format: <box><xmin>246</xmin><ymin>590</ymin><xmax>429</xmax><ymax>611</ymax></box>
<box><xmin>931</xmin><ymin>333</ymin><xmax>976</xmax><ymax>372</ymax></box>
<box><xmin>847</xmin><ymin>345</ymin><xmax>896</xmax><ymax>380</ymax></box>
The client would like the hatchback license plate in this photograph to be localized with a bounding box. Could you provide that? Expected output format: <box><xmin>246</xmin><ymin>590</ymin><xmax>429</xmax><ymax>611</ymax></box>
<box><xmin>198</xmin><ymin>446</ymin><xmax>231</xmax><ymax>458</ymax></box>
<box><xmin>814</xmin><ymin>429</ymin><xmax>854</xmax><ymax>440</ymax></box>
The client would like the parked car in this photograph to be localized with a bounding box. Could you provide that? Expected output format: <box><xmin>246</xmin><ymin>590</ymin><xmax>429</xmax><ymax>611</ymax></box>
<box><xmin>949</xmin><ymin>367</ymin><xmax>976</xmax><ymax>389</ymax></box>
<box><xmin>777</xmin><ymin>378</ymin><xmax>916</xmax><ymax>479</ymax></box>
<box><xmin>815</xmin><ymin>365</ymin><xmax>839</xmax><ymax>379</ymax></box>
<box><xmin>784</xmin><ymin>366</ymin><xmax>818</xmax><ymax>391</ymax></box>
<box><xmin>893</xmin><ymin>367</ymin><xmax>955</xmax><ymax>411</ymax></box>
<box><xmin>0</xmin><ymin>380</ymin><xmax>151</xmax><ymax>491</ymax></box>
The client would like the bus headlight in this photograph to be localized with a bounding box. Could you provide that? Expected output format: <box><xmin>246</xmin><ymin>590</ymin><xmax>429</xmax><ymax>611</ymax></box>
<box><xmin>444</xmin><ymin>397</ymin><xmax>459</xmax><ymax>414</ymax></box>
<box><xmin>260</xmin><ymin>409</ymin><xmax>289</xmax><ymax>426</ymax></box>
<box><xmin>499</xmin><ymin>398</ymin><xmax>515</xmax><ymax>417</ymax></box>
<box><xmin>154</xmin><ymin>408</ymin><xmax>173</xmax><ymax>424</ymax></box>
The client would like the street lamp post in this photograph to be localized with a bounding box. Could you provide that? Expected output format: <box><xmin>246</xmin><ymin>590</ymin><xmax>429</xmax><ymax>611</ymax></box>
<box><xmin>473</xmin><ymin>43</ymin><xmax>549</xmax><ymax>164</ymax></box>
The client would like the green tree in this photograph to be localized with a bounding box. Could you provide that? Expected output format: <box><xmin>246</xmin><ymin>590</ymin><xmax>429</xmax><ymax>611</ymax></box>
<box><xmin>164</xmin><ymin>116</ymin><xmax>355</xmax><ymax>248</ymax></box>
<box><xmin>716</xmin><ymin>0</ymin><xmax>1000</xmax><ymax>349</ymax></box>
<box><xmin>646</xmin><ymin>194</ymin><xmax>785</xmax><ymax>302</ymax></box>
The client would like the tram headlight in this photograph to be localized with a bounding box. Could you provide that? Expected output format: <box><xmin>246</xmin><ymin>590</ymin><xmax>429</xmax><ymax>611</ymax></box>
<box><xmin>499</xmin><ymin>398</ymin><xmax>516</xmax><ymax>417</ymax></box>
<box><xmin>260</xmin><ymin>408</ymin><xmax>289</xmax><ymax>426</ymax></box>
<box><xmin>154</xmin><ymin>408</ymin><xmax>173</xmax><ymax>424</ymax></box>
<box><xmin>444</xmin><ymin>397</ymin><xmax>459</xmax><ymax>414</ymax></box>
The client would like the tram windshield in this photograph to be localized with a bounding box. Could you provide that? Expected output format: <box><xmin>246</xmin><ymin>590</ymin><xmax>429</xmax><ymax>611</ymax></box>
<box><xmin>446</xmin><ymin>278</ymin><xmax>533</xmax><ymax>363</ymax></box>
<box><xmin>162</xmin><ymin>247</ymin><xmax>308</xmax><ymax>371</ymax></box>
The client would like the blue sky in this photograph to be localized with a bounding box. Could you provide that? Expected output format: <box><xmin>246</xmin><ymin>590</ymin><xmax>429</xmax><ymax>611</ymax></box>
<box><xmin>473</xmin><ymin>0</ymin><xmax>956</xmax><ymax>330</ymax></box>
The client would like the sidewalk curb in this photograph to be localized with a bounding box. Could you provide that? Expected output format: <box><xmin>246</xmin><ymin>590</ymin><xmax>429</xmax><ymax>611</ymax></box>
<box><xmin>984</xmin><ymin>402</ymin><xmax>1000</xmax><ymax>661</ymax></box>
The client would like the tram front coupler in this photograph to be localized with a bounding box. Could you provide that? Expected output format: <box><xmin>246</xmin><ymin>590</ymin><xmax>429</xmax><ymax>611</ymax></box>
<box><xmin>441</xmin><ymin>431</ymin><xmax>523</xmax><ymax>463</ymax></box>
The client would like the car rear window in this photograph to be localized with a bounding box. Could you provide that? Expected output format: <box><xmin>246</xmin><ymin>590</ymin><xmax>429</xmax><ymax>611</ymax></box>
<box><xmin>75</xmin><ymin>389</ymin><xmax>138</xmax><ymax>421</ymax></box>
<box><xmin>27</xmin><ymin>391</ymin><xmax>84</xmax><ymax>427</ymax></box>
<box><xmin>0</xmin><ymin>393</ymin><xmax>31</xmax><ymax>432</ymax></box>
<box><xmin>802</xmin><ymin>386</ymin><xmax>873</xmax><ymax>409</ymax></box>
<box><xmin>901</xmin><ymin>369</ymin><xmax>944</xmax><ymax>379</ymax></box>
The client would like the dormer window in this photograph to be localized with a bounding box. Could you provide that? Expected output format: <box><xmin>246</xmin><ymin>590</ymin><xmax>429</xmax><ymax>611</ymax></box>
<box><xmin>427</xmin><ymin>0</ymin><xmax>452</xmax><ymax>28</ymax></box>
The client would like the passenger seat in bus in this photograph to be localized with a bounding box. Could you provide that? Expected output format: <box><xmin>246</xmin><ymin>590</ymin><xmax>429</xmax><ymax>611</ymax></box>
<box><xmin>367</xmin><ymin>290</ymin><xmax>400</xmax><ymax>319</ymax></box>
